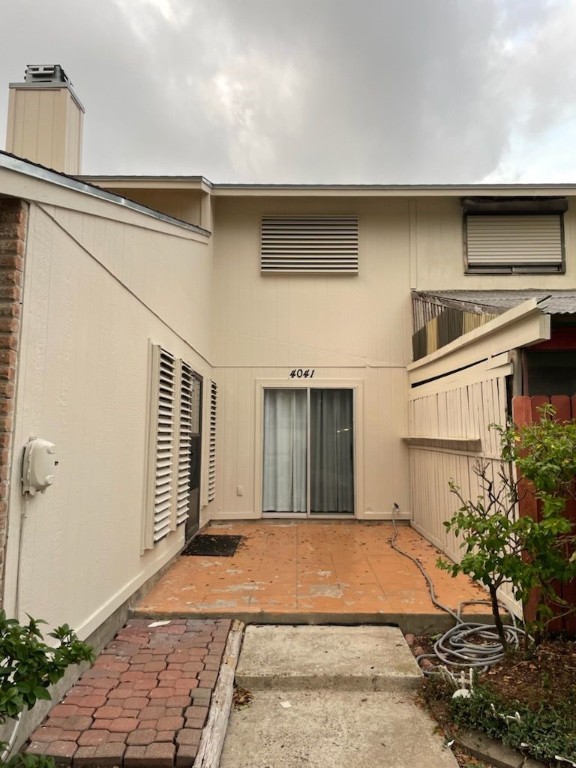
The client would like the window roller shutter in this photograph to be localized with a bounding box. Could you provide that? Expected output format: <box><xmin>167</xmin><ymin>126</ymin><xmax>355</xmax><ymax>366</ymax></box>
<box><xmin>466</xmin><ymin>215</ymin><xmax>563</xmax><ymax>267</ymax></box>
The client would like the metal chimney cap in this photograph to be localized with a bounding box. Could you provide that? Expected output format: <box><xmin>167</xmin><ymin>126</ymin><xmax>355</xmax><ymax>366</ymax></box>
<box><xmin>24</xmin><ymin>65</ymin><xmax>70</xmax><ymax>85</ymax></box>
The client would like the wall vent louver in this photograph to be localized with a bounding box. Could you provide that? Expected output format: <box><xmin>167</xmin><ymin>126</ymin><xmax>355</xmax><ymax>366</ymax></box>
<box><xmin>261</xmin><ymin>215</ymin><xmax>359</xmax><ymax>273</ymax></box>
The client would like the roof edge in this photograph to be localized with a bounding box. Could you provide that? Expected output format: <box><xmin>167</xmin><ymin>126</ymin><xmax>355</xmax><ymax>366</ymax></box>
<box><xmin>0</xmin><ymin>152</ymin><xmax>210</xmax><ymax>237</ymax></box>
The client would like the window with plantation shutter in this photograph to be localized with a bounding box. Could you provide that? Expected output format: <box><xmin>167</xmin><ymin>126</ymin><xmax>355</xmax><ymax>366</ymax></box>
<box><xmin>208</xmin><ymin>381</ymin><xmax>217</xmax><ymax>503</ymax></box>
<box><xmin>147</xmin><ymin>345</ymin><xmax>176</xmax><ymax>545</ymax></box>
<box><xmin>465</xmin><ymin>214</ymin><xmax>565</xmax><ymax>273</ymax></box>
<box><xmin>145</xmin><ymin>347</ymin><xmax>204</xmax><ymax>549</ymax></box>
<box><xmin>261</xmin><ymin>215</ymin><xmax>359</xmax><ymax>273</ymax></box>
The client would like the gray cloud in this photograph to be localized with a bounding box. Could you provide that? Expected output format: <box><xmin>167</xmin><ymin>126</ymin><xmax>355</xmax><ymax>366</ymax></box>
<box><xmin>0</xmin><ymin>0</ymin><xmax>575</xmax><ymax>182</ymax></box>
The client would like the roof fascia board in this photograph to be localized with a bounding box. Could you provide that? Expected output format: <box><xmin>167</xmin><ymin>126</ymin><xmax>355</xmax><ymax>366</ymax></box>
<box><xmin>0</xmin><ymin>166</ymin><xmax>209</xmax><ymax>242</ymax></box>
<box><xmin>210</xmin><ymin>184</ymin><xmax>576</xmax><ymax>198</ymax></box>
<box><xmin>77</xmin><ymin>177</ymin><xmax>576</xmax><ymax>197</ymax></box>
<box><xmin>0</xmin><ymin>154</ymin><xmax>210</xmax><ymax>238</ymax></box>
<box><xmin>81</xmin><ymin>176</ymin><xmax>213</xmax><ymax>194</ymax></box>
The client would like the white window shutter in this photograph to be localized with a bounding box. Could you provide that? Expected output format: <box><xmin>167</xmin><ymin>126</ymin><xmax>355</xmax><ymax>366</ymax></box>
<box><xmin>208</xmin><ymin>381</ymin><xmax>217</xmax><ymax>503</ymax></box>
<box><xmin>145</xmin><ymin>345</ymin><xmax>176</xmax><ymax>546</ymax></box>
<box><xmin>174</xmin><ymin>361</ymin><xmax>193</xmax><ymax>527</ymax></box>
<box><xmin>261</xmin><ymin>216</ymin><xmax>359</xmax><ymax>273</ymax></box>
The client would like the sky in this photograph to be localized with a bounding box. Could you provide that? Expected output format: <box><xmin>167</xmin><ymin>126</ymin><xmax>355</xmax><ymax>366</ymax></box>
<box><xmin>1</xmin><ymin>0</ymin><xmax>576</xmax><ymax>184</ymax></box>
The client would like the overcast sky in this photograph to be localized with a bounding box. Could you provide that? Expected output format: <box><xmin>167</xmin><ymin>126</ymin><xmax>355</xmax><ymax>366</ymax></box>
<box><xmin>1</xmin><ymin>0</ymin><xmax>575</xmax><ymax>183</ymax></box>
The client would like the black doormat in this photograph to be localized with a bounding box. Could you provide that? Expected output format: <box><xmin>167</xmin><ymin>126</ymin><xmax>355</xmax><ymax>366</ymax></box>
<box><xmin>182</xmin><ymin>534</ymin><xmax>243</xmax><ymax>557</ymax></box>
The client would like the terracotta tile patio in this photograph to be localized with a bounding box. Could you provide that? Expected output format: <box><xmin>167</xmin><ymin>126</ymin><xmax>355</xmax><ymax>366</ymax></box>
<box><xmin>135</xmin><ymin>521</ymin><xmax>490</xmax><ymax>632</ymax></box>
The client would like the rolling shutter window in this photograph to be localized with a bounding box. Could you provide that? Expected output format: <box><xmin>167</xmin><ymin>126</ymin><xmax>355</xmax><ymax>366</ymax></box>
<box><xmin>174</xmin><ymin>361</ymin><xmax>193</xmax><ymax>528</ymax></box>
<box><xmin>208</xmin><ymin>381</ymin><xmax>217</xmax><ymax>503</ymax></box>
<box><xmin>466</xmin><ymin>215</ymin><xmax>564</xmax><ymax>272</ymax></box>
<box><xmin>149</xmin><ymin>346</ymin><xmax>176</xmax><ymax>544</ymax></box>
<box><xmin>261</xmin><ymin>216</ymin><xmax>359</xmax><ymax>273</ymax></box>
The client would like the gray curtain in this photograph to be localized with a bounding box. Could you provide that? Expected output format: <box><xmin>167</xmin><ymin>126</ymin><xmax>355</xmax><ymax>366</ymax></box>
<box><xmin>310</xmin><ymin>389</ymin><xmax>354</xmax><ymax>513</ymax></box>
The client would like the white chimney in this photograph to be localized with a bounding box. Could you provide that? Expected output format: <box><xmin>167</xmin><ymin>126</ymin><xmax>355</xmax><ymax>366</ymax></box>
<box><xmin>6</xmin><ymin>65</ymin><xmax>85</xmax><ymax>174</ymax></box>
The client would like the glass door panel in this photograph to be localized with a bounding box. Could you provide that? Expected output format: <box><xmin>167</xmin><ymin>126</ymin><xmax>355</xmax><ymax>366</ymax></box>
<box><xmin>310</xmin><ymin>389</ymin><xmax>354</xmax><ymax>514</ymax></box>
<box><xmin>263</xmin><ymin>389</ymin><xmax>307</xmax><ymax>514</ymax></box>
<box><xmin>263</xmin><ymin>387</ymin><xmax>354</xmax><ymax>516</ymax></box>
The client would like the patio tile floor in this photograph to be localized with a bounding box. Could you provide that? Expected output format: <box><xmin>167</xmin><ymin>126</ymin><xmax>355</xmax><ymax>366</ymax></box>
<box><xmin>135</xmin><ymin>521</ymin><xmax>490</xmax><ymax>631</ymax></box>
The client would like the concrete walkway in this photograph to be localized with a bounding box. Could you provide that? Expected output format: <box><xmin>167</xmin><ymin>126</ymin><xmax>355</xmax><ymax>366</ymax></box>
<box><xmin>220</xmin><ymin>625</ymin><xmax>459</xmax><ymax>768</ymax></box>
<box><xmin>23</xmin><ymin>620</ymin><xmax>460</xmax><ymax>767</ymax></box>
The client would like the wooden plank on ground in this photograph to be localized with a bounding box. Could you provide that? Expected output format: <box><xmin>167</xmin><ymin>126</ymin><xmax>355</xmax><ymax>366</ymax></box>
<box><xmin>195</xmin><ymin>619</ymin><xmax>245</xmax><ymax>768</ymax></box>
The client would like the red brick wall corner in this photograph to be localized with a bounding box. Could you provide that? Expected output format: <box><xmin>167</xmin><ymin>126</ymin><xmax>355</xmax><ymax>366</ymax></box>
<box><xmin>0</xmin><ymin>198</ymin><xmax>28</xmax><ymax>607</ymax></box>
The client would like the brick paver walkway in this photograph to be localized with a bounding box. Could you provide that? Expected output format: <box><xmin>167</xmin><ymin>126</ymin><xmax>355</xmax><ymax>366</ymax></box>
<box><xmin>25</xmin><ymin>618</ymin><xmax>231</xmax><ymax>767</ymax></box>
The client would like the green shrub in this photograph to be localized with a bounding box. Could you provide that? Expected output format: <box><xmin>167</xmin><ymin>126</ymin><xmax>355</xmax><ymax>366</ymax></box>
<box><xmin>438</xmin><ymin>407</ymin><xmax>576</xmax><ymax>645</ymax></box>
<box><xmin>450</xmin><ymin>685</ymin><xmax>576</xmax><ymax>764</ymax></box>
<box><xmin>0</xmin><ymin>611</ymin><xmax>93</xmax><ymax>765</ymax></box>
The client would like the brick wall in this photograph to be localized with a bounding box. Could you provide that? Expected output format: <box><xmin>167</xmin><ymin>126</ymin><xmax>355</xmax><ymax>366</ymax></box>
<box><xmin>0</xmin><ymin>198</ymin><xmax>27</xmax><ymax>606</ymax></box>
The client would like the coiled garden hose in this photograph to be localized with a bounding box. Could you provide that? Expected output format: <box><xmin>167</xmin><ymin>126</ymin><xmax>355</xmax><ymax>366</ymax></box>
<box><xmin>390</xmin><ymin>503</ymin><xmax>526</xmax><ymax>673</ymax></box>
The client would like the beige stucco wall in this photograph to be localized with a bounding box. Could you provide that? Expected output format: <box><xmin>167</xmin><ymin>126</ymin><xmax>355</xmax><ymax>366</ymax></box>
<box><xmin>210</xmin><ymin>197</ymin><xmax>413</xmax><ymax>520</ymax></box>
<box><xmin>107</xmin><ymin>188</ymin><xmax>205</xmax><ymax>228</ymax></box>
<box><xmin>413</xmin><ymin>196</ymin><xmax>576</xmax><ymax>289</ymax></box>
<box><xmin>208</xmin><ymin>192</ymin><xmax>576</xmax><ymax>522</ymax></box>
<box><xmin>2</xmin><ymin>177</ymin><xmax>212</xmax><ymax>638</ymax></box>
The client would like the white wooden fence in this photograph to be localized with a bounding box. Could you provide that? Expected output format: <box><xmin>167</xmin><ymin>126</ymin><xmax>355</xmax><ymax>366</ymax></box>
<box><xmin>408</xmin><ymin>359</ymin><xmax>509</xmax><ymax>563</ymax></box>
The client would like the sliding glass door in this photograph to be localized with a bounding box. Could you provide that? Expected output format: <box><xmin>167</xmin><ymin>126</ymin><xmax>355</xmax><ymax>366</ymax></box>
<box><xmin>263</xmin><ymin>388</ymin><xmax>354</xmax><ymax>516</ymax></box>
<box><xmin>263</xmin><ymin>389</ymin><xmax>307</xmax><ymax>514</ymax></box>
<box><xmin>310</xmin><ymin>389</ymin><xmax>354</xmax><ymax>514</ymax></box>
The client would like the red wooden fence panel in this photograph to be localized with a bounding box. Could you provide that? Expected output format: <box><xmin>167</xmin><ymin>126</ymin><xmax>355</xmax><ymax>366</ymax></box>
<box><xmin>512</xmin><ymin>395</ymin><xmax>576</xmax><ymax>636</ymax></box>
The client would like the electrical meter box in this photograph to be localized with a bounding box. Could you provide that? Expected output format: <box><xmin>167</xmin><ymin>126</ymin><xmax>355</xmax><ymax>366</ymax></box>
<box><xmin>22</xmin><ymin>438</ymin><xmax>57</xmax><ymax>496</ymax></box>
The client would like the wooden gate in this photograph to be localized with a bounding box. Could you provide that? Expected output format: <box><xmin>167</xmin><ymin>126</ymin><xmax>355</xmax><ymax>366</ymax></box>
<box><xmin>513</xmin><ymin>395</ymin><xmax>576</xmax><ymax>636</ymax></box>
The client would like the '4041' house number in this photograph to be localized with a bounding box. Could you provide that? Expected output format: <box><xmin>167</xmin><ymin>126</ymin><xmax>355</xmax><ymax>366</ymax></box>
<box><xmin>289</xmin><ymin>369</ymin><xmax>315</xmax><ymax>378</ymax></box>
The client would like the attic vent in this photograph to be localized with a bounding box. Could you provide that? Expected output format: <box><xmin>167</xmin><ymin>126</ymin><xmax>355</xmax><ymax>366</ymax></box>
<box><xmin>466</xmin><ymin>215</ymin><xmax>564</xmax><ymax>273</ymax></box>
<box><xmin>208</xmin><ymin>381</ymin><xmax>217</xmax><ymax>503</ymax></box>
<box><xmin>261</xmin><ymin>216</ymin><xmax>359</xmax><ymax>273</ymax></box>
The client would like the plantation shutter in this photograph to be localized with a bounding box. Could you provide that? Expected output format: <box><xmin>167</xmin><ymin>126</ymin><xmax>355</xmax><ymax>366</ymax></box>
<box><xmin>174</xmin><ymin>361</ymin><xmax>193</xmax><ymax>527</ymax></box>
<box><xmin>208</xmin><ymin>381</ymin><xmax>217</xmax><ymax>503</ymax></box>
<box><xmin>149</xmin><ymin>346</ymin><xmax>175</xmax><ymax>544</ymax></box>
<box><xmin>261</xmin><ymin>215</ymin><xmax>359</xmax><ymax>273</ymax></box>
<box><xmin>466</xmin><ymin>215</ymin><xmax>563</xmax><ymax>269</ymax></box>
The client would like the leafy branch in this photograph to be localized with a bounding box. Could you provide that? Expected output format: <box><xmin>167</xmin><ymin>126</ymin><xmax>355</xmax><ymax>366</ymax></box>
<box><xmin>438</xmin><ymin>406</ymin><xmax>576</xmax><ymax>647</ymax></box>
<box><xmin>0</xmin><ymin>612</ymin><xmax>93</xmax><ymax>766</ymax></box>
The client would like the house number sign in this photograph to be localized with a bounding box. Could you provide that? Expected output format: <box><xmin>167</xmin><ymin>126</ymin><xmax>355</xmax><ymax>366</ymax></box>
<box><xmin>289</xmin><ymin>369</ymin><xmax>315</xmax><ymax>379</ymax></box>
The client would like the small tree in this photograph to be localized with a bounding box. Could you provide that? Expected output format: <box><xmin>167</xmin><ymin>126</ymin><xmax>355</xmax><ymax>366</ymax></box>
<box><xmin>438</xmin><ymin>407</ymin><xmax>576</xmax><ymax>647</ymax></box>
<box><xmin>0</xmin><ymin>612</ymin><xmax>93</xmax><ymax>765</ymax></box>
